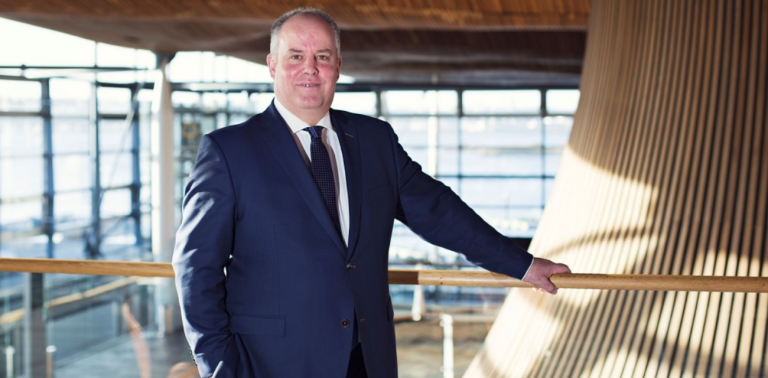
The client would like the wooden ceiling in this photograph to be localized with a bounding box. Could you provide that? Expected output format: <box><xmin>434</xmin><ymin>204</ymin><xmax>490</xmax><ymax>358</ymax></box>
<box><xmin>0</xmin><ymin>0</ymin><xmax>590</xmax><ymax>86</ymax></box>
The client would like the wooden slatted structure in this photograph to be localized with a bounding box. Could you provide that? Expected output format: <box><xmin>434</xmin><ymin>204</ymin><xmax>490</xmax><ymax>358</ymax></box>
<box><xmin>465</xmin><ymin>0</ymin><xmax>768</xmax><ymax>377</ymax></box>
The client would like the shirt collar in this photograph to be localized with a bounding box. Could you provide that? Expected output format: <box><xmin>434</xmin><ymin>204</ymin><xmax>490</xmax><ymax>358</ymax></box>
<box><xmin>274</xmin><ymin>98</ymin><xmax>333</xmax><ymax>134</ymax></box>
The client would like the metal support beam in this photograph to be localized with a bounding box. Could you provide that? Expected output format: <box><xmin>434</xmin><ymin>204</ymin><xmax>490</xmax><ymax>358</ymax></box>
<box><xmin>23</xmin><ymin>273</ymin><xmax>46</xmax><ymax>378</ymax></box>
<box><xmin>88</xmin><ymin>80</ymin><xmax>102</xmax><ymax>259</ymax></box>
<box><xmin>41</xmin><ymin>79</ymin><xmax>55</xmax><ymax>259</ymax></box>
<box><xmin>130</xmin><ymin>87</ymin><xmax>143</xmax><ymax>248</ymax></box>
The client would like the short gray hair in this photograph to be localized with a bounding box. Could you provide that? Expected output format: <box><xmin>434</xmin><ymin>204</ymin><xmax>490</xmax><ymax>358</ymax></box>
<box><xmin>270</xmin><ymin>7</ymin><xmax>341</xmax><ymax>58</ymax></box>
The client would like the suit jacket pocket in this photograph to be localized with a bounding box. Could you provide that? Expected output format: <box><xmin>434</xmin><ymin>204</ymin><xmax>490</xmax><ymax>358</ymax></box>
<box><xmin>229</xmin><ymin>314</ymin><xmax>285</xmax><ymax>337</ymax></box>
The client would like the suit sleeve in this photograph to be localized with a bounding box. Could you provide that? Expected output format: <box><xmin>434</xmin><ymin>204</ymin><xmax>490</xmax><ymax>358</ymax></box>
<box><xmin>172</xmin><ymin>134</ymin><xmax>237</xmax><ymax>378</ymax></box>
<box><xmin>388</xmin><ymin>126</ymin><xmax>534</xmax><ymax>279</ymax></box>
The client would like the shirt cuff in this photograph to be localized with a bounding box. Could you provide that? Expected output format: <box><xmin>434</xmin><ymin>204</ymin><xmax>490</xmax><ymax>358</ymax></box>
<box><xmin>520</xmin><ymin>258</ymin><xmax>535</xmax><ymax>281</ymax></box>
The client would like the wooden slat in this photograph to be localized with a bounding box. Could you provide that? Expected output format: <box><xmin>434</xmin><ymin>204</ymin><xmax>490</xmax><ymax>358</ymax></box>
<box><xmin>466</xmin><ymin>0</ymin><xmax>768</xmax><ymax>377</ymax></box>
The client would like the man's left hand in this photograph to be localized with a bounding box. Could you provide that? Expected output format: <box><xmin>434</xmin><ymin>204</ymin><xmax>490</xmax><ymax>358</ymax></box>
<box><xmin>522</xmin><ymin>257</ymin><xmax>571</xmax><ymax>295</ymax></box>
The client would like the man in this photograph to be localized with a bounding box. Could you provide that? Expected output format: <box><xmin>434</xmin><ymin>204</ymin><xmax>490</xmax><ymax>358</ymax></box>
<box><xmin>173</xmin><ymin>7</ymin><xmax>571</xmax><ymax>378</ymax></box>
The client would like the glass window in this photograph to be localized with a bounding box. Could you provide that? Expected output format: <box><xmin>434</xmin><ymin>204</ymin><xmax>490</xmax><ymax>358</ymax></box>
<box><xmin>172</xmin><ymin>91</ymin><xmax>201</xmax><ymax>109</ymax></box>
<box><xmin>52</xmin><ymin>228</ymin><xmax>88</xmax><ymax>258</ymax></box>
<box><xmin>198</xmin><ymin>52</ymin><xmax>217</xmax><ymax>82</ymax></box>
<box><xmin>546</xmin><ymin>89</ymin><xmax>580</xmax><ymax>114</ymax></box>
<box><xmin>226</xmin><ymin>56</ymin><xmax>272</xmax><ymax>83</ymax></box>
<box><xmin>54</xmin><ymin>155</ymin><xmax>91</xmax><ymax>191</ymax></box>
<box><xmin>97</xmin><ymin>87</ymin><xmax>131</xmax><ymax>114</ymax></box>
<box><xmin>332</xmin><ymin>92</ymin><xmax>377</xmax><ymax>116</ymax></box>
<box><xmin>437</xmin><ymin>117</ymin><xmax>460</xmax><ymax>176</ymax></box>
<box><xmin>0</xmin><ymin>201</ymin><xmax>42</xmax><ymax>231</ymax></box>
<box><xmin>472</xmin><ymin>207</ymin><xmax>542</xmax><ymax>237</ymax></box>
<box><xmin>250</xmin><ymin>93</ymin><xmax>275</xmax><ymax>114</ymax></box>
<box><xmin>543</xmin><ymin>116</ymin><xmax>573</xmax><ymax>148</ymax></box>
<box><xmin>202</xmin><ymin>92</ymin><xmax>227</xmax><ymax>112</ymax></box>
<box><xmin>101</xmin><ymin>188</ymin><xmax>131</xmax><ymax>218</ymax></box>
<box><xmin>459</xmin><ymin>178</ymin><xmax>543</xmax><ymax>208</ymax></box>
<box><xmin>168</xmin><ymin>52</ymin><xmax>204</xmax><ymax>82</ymax></box>
<box><xmin>54</xmin><ymin>191</ymin><xmax>91</xmax><ymax>224</ymax></box>
<box><xmin>0</xmin><ymin>79</ymin><xmax>41</xmax><ymax>112</ymax></box>
<box><xmin>227</xmin><ymin>91</ymin><xmax>251</xmax><ymax>113</ymax></box>
<box><xmin>460</xmin><ymin>149</ymin><xmax>542</xmax><ymax>176</ymax></box>
<box><xmin>460</xmin><ymin>117</ymin><xmax>541</xmax><ymax>148</ymax></box>
<box><xmin>216</xmin><ymin>113</ymin><xmax>229</xmax><ymax>129</ymax></box>
<box><xmin>381</xmin><ymin>90</ymin><xmax>457</xmax><ymax>115</ymax></box>
<box><xmin>100</xmin><ymin>217</ymin><xmax>137</xmax><ymax>255</ymax></box>
<box><xmin>100</xmin><ymin>152</ymin><xmax>133</xmax><ymax>188</ymax></box>
<box><xmin>389</xmin><ymin>117</ymin><xmax>429</xmax><ymax>148</ymax></box>
<box><xmin>0</xmin><ymin>236</ymin><xmax>47</xmax><ymax>258</ymax></box>
<box><xmin>545</xmin><ymin>153</ymin><xmax>564</xmax><ymax>177</ymax></box>
<box><xmin>50</xmin><ymin>79</ymin><xmax>92</xmax><ymax>117</ymax></box>
<box><xmin>463</xmin><ymin>90</ymin><xmax>541</xmax><ymax>115</ymax></box>
<box><xmin>1</xmin><ymin>157</ymin><xmax>44</xmax><ymax>197</ymax></box>
<box><xmin>96</xmin><ymin>42</ymin><xmax>137</xmax><ymax>68</ymax></box>
<box><xmin>214</xmin><ymin>54</ymin><xmax>229</xmax><ymax>82</ymax></box>
<box><xmin>99</xmin><ymin>119</ymin><xmax>132</xmax><ymax>152</ymax></box>
<box><xmin>0</xmin><ymin>117</ymin><xmax>44</xmax><ymax>157</ymax></box>
<box><xmin>228</xmin><ymin>114</ymin><xmax>250</xmax><ymax>125</ymax></box>
<box><xmin>95</xmin><ymin>43</ymin><xmax>143</xmax><ymax>83</ymax></box>
<box><xmin>53</xmin><ymin>119</ymin><xmax>90</xmax><ymax>154</ymax></box>
<box><xmin>544</xmin><ymin>178</ymin><xmax>557</xmax><ymax>204</ymax></box>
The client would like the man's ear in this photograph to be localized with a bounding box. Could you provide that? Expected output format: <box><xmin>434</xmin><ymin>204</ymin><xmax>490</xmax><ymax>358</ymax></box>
<box><xmin>267</xmin><ymin>54</ymin><xmax>276</xmax><ymax>79</ymax></box>
<box><xmin>335</xmin><ymin>56</ymin><xmax>342</xmax><ymax>81</ymax></box>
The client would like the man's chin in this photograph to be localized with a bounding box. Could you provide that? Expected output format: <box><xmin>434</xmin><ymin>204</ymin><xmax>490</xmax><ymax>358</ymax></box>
<box><xmin>296</xmin><ymin>100</ymin><xmax>330</xmax><ymax>112</ymax></box>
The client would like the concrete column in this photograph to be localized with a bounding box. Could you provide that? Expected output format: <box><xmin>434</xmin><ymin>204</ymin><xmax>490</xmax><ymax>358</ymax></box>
<box><xmin>151</xmin><ymin>53</ymin><xmax>179</xmax><ymax>334</ymax></box>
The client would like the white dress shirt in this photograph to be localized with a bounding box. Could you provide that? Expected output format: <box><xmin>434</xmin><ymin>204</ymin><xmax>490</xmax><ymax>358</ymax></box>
<box><xmin>274</xmin><ymin>99</ymin><xmax>350</xmax><ymax>247</ymax></box>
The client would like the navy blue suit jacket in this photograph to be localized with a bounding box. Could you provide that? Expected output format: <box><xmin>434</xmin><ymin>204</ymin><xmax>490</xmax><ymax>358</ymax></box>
<box><xmin>172</xmin><ymin>102</ymin><xmax>533</xmax><ymax>378</ymax></box>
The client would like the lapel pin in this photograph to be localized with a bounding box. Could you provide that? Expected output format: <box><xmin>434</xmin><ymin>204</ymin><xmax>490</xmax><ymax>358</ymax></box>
<box><xmin>345</xmin><ymin>133</ymin><xmax>355</xmax><ymax>138</ymax></box>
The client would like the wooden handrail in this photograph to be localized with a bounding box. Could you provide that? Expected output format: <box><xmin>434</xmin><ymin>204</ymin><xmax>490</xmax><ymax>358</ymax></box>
<box><xmin>1</xmin><ymin>258</ymin><xmax>767</xmax><ymax>293</ymax></box>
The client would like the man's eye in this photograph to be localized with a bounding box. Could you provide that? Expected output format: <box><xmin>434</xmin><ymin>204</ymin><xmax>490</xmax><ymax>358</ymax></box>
<box><xmin>317</xmin><ymin>55</ymin><xmax>329</xmax><ymax>61</ymax></box>
<box><xmin>290</xmin><ymin>55</ymin><xmax>302</xmax><ymax>60</ymax></box>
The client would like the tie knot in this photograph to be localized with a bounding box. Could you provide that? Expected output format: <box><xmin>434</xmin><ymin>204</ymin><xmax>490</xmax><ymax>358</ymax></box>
<box><xmin>305</xmin><ymin>126</ymin><xmax>324</xmax><ymax>139</ymax></box>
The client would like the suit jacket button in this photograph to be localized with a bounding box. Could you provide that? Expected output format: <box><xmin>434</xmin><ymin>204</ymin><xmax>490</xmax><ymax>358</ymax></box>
<box><xmin>346</xmin><ymin>263</ymin><xmax>356</xmax><ymax>271</ymax></box>
<box><xmin>341</xmin><ymin>319</ymin><xmax>350</xmax><ymax>327</ymax></box>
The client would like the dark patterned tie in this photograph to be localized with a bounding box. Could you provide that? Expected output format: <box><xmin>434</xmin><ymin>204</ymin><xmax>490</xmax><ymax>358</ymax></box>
<box><xmin>304</xmin><ymin>126</ymin><xmax>358</xmax><ymax>348</ymax></box>
<box><xmin>304</xmin><ymin>126</ymin><xmax>342</xmax><ymax>239</ymax></box>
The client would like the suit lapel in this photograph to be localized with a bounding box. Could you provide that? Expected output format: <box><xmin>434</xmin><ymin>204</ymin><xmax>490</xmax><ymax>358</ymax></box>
<box><xmin>332</xmin><ymin>110</ymin><xmax>362</xmax><ymax>259</ymax></box>
<box><xmin>261</xmin><ymin>103</ymin><xmax>346</xmax><ymax>254</ymax></box>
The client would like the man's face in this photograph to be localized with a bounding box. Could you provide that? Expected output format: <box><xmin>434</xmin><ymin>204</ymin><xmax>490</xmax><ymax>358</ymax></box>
<box><xmin>267</xmin><ymin>15</ymin><xmax>341</xmax><ymax>124</ymax></box>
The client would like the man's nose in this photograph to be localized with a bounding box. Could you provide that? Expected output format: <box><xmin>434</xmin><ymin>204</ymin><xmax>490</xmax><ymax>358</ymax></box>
<box><xmin>302</xmin><ymin>58</ymin><xmax>319</xmax><ymax>75</ymax></box>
